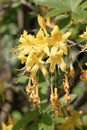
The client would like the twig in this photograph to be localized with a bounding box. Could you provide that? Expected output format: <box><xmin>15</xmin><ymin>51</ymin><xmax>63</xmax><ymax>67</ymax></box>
<box><xmin>67</xmin><ymin>39</ymin><xmax>84</xmax><ymax>49</ymax></box>
<box><xmin>20</xmin><ymin>0</ymin><xmax>36</xmax><ymax>12</ymax></box>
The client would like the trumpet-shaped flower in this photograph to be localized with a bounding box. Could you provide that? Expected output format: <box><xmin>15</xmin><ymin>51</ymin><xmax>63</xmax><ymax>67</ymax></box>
<box><xmin>38</xmin><ymin>15</ymin><xmax>48</xmax><ymax>36</ymax></box>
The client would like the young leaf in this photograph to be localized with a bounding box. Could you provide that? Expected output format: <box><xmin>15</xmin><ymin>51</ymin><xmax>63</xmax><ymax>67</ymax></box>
<box><xmin>17</xmin><ymin>75</ymin><xmax>28</xmax><ymax>84</ymax></box>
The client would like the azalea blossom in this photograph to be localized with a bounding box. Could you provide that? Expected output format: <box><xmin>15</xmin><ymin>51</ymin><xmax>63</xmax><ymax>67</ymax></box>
<box><xmin>16</xmin><ymin>15</ymin><xmax>71</xmax><ymax>109</ymax></box>
<box><xmin>16</xmin><ymin>15</ymin><xmax>71</xmax><ymax>76</ymax></box>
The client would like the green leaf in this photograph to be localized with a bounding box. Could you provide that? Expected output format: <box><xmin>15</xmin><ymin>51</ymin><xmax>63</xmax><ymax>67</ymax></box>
<box><xmin>53</xmin><ymin>117</ymin><xmax>66</xmax><ymax>124</ymax></box>
<box><xmin>39</xmin><ymin>81</ymin><xmax>48</xmax><ymax>106</ymax></box>
<box><xmin>58</xmin><ymin>16</ymin><xmax>70</xmax><ymax>29</ymax></box>
<box><xmin>38</xmin><ymin>82</ymin><xmax>47</xmax><ymax>94</ymax></box>
<box><xmin>43</xmin><ymin>104</ymin><xmax>53</xmax><ymax>113</ymax></box>
<box><xmin>30</xmin><ymin>111</ymin><xmax>54</xmax><ymax>130</ymax></box>
<box><xmin>72</xmin><ymin>8</ymin><xmax>87</xmax><ymax>19</ymax></box>
<box><xmin>60</xmin><ymin>94</ymin><xmax>77</xmax><ymax>107</ymax></box>
<box><xmin>38</xmin><ymin>70</ymin><xmax>45</xmax><ymax>83</ymax></box>
<box><xmin>34</xmin><ymin>0</ymin><xmax>69</xmax><ymax>9</ymax></box>
<box><xmin>11</xmin><ymin>1</ymin><xmax>21</xmax><ymax>8</ymax></box>
<box><xmin>46</xmin><ymin>8</ymin><xmax>68</xmax><ymax>18</ymax></box>
<box><xmin>79</xmin><ymin>1</ymin><xmax>87</xmax><ymax>9</ymax></box>
<box><xmin>55</xmin><ymin>14</ymin><xmax>69</xmax><ymax>20</ymax></box>
<box><xmin>34</xmin><ymin>0</ymin><xmax>82</xmax><ymax>11</ymax></box>
<box><xmin>17</xmin><ymin>75</ymin><xmax>28</xmax><ymax>84</ymax></box>
<box><xmin>65</xmin><ymin>0</ymin><xmax>82</xmax><ymax>11</ymax></box>
<box><xmin>40</xmin><ymin>113</ymin><xmax>54</xmax><ymax>130</ymax></box>
<box><xmin>12</xmin><ymin>109</ymin><xmax>40</xmax><ymax>130</ymax></box>
<box><xmin>30</xmin><ymin>122</ymin><xmax>39</xmax><ymax>130</ymax></box>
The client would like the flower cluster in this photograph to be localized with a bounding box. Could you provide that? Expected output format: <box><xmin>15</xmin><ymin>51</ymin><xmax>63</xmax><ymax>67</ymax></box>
<box><xmin>16</xmin><ymin>15</ymin><xmax>71</xmax><ymax>109</ymax></box>
<box><xmin>16</xmin><ymin>15</ymin><xmax>71</xmax><ymax>77</ymax></box>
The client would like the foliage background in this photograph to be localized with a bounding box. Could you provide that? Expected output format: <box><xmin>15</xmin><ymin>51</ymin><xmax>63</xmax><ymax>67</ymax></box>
<box><xmin>0</xmin><ymin>0</ymin><xmax>87</xmax><ymax>130</ymax></box>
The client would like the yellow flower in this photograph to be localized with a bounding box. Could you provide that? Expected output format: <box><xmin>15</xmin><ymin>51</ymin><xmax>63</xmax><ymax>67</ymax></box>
<box><xmin>1</xmin><ymin>116</ymin><xmax>15</xmax><ymax>130</ymax></box>
<box><xmin>26</xmin><ymin>51</ymin><xmax>45</xmax><ymax>75</ymax></box>
<box><xmin>17</xmin><ymin>54</ymin><xmax>27</xmax><ymax>64</ymax></box>
<box><xmin>51</xmin><ymin>25</ymin><xmax>71</xmax><ymax>43</ymax></box>
<box><xmin>1</xmin><ymin>116</ymin><xmax>24</xmax><ymax>130</ymax></box>
<box><xmin>41</xmin><ymin>65</ymin><xmax>48</xmax><ymax>77</ymax></box>
<box><xmin>19</xmin><ymin>30</ymin><xmax>34</xmax><ymax>46</ymax></box>
<box><xmin>38</xmin><ymin>15</ymin><xmax>48</xmax><ymax>36</ymax></box>
<box><xmin>46</xmin><ymin>48</ymin><xmax>66</xmax><ymax>73</ymax></box>
<box><xmin>44</xmin><ymin>25</ymin><xmax>70</xmax><ymax>72</ymax></box>
<box><xmin>46</xmin><ymin>25</ymin><xmax>71</xmax><ymax>48</ymax></box>
<box><xmin>16</xmin><ymin>15</ymin><xmax>71</xmax><ymax>75</ymax></box>
<box><xmin>51</xmin><ymin>26</ymin><xmax>62</xmax><ymax>41</ymax></box>
<box><xmin>15</xmin><ymin>15</ymin><xmax>71</xmax><ymax>110</ymax></box>
<box><xmin>58</xmin><ymin>110</ymin><xmax>83</xmax><ymax>130</ymax></box>
<box><xmin>17</xmin><ymin>30</ymin><xmax>35</xmax><ymax>64</ymax></box>
<box><xmin>1</xmin><ymin>122</ymin><xmax>13</xmax><ymax>130</ymax></box>
<box><xmin>80</xmin><ymin>27</ymin><xmax>87</xmax><ymax>38</ymax></box>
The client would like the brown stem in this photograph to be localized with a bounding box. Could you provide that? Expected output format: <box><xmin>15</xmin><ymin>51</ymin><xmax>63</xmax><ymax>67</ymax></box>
<box><xmin>67</xmin><ymin>39</ymin><xmax>84</xmax><ymax>49</ymax></box>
